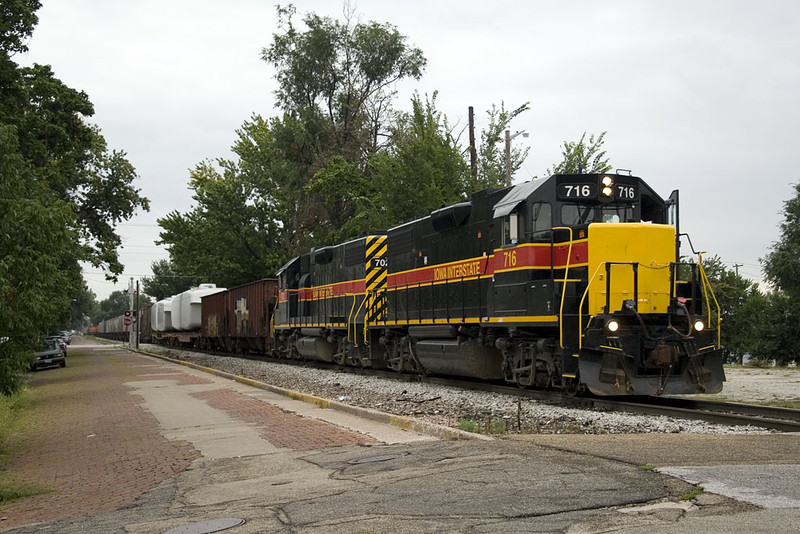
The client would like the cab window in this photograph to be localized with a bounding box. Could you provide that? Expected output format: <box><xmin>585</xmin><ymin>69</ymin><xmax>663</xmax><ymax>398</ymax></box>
<box><xmin>502</xmin><ymin>213</ymin><xmax>519</xmax><ymax>246</ymax></box>
<box><xmin>561</xmin><ymin>204</ymin><xmax>595</xmax><ymax>226</ymax></box>
<box><xmin>531</xmin><ymin>202</ymin><xmax>552</xmax><ymax>237</ymax></box>
<box><xmin>599</xmin><ymin>204</ymin><xmax>635</xmax><ymax>223</ymax></box>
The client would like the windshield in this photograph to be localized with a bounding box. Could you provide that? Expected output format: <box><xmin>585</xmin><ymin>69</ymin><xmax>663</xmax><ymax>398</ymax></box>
<box><xmin>561</xmin><ymin>203</ymin><xmax>636</xmax><ymax>226</ymax></box>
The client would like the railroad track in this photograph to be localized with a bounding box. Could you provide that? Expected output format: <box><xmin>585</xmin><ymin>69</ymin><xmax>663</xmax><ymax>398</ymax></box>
<box><xmin>345</xmin><ymin>370</ymin><xmax>800</xmax><ymax>432</ymax></box>
<box><xmin>140</xmin><ymin>343</ymin><xmax>800</xmax><ymax>433</ymax></box>
<box><xmin>608</xmin><ymin>396</ymin><xmax>800</xmax><ymax>433</ymax></box>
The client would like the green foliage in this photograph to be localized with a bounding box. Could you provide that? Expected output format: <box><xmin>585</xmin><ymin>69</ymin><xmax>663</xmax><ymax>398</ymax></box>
<box><xmin>262</xmin><ymin>3</ymin><xmax>427</xmax><ymax>238</ymax></box>
<box><xmin>308</xmin><ymin>91</ymin><xmax>471</xmax><ymax>239</ymax></box>
<box><xmin>0</xmin><ymin>480</ymin><xmax>52</xmax><ymax>503</ymax></box>
<box><xmin>477</xmin><ymin>102</ymin><xmax>530</xmax><ymax>189</ymax></box>
<box><xmin>1</xmin><ymin>9</ymin><xmax>149</xmax><ymax>280</ymax></box>
<box><xmin>754</xmin><ymin>183</ymin><xmax>800</xmax><ymax>365</ymax></box>
<box><xmin>70</xmin><ymin>284</ymin><xmax>97</xmax><ymax>330</ymax></box>
<box><xmin>152</xmin><ymin>5</ymin><xmax>532</xmax><ymax>293</ymax></box>
<box><xmin>547</xmin><ymin>131</ymin><xmax>612</xmax><ymax>175</ymax></box>
<box><xmin>0</xmin><ymin>2</ymin><xmax>148</xmax><ymax>394</ymax></box>
<box><xmin>762</xmin><ymin>182</ymin><xmax>800</xmax><ymax>298</ymax></box>
<box><xmin>680</xmin><ymin>487</ymin><xmax>704</xmax><ymax>501</ymax></box>
<box><xmin>456</xmin><ymin>418</ymin><xmax>480</xmax><ymax>433</ymax></box>
<box><xmin>0</xmin><ymin>0</ymin><xmax>40</xmax><ymax>54</ymax></box>
<box><xmin>0</xmin><ymin>388</ymin><xmax>27</xmax><ymax>450</ymax></box>
<box><xmin>700</xmin><ymin>255</ymin><xmax>764</xmax><ymax>363</ymax></box>
<box><xmin>154</xmin><ymin>117</ymin><xmax>292</xmax><ymax>289</ymax></box>
<box><xmin>0</xmin><ymin>125</ymin><xmax>78</xmax><ymax>394</ymax></box>
<box><xmin>375</xmin><ymin>91</ymin><xmax>471</xmax><ymax>212</ymax></box>
<box><xmin>141</xmin><ymin>260</ymin><xmax>196</xmax><ymax>301</ymax></box>
<box><xmin>750</xmin><ymin>292</ymin><xmax>800</xmax><ymax>365</ymax></box>
<box><xmin>0</xmin><ymin>388</ymin><xmax>52</xmax><ymax>503</ymax></box>
<box><xmin>264</xmin><ymin>4</ymin><xmax>426</xmax><ymax>157</ymax></box>
<box><xmin>90</xmin><ymin>290</ymin><xmax>130</xmax><ymax>324</ymax></box>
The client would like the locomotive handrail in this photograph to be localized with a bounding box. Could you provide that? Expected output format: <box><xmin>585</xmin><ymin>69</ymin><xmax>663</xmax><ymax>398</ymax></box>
<box><xmin>347</xmin><ymin>294</ymin><xmax>359</xmax><ymax>346</ymax></box>
<box><xmin>578</xmin><ymin>262</ymin><xmax>608</xmax><ymax>350</ymax></box>
<box><xmin>696</xmin><ymin>253</ymin><xmax>722</xmax><ymax>348</ymax></box>
<box><xmin>362</xmin><ymin>289</ymin><xmax>373</xmax><ymax>345</ymax></box>
<box><xmin>552</xmin><ymin>227</ymin><xmax>574</xmax><ymax>349</ymax></box>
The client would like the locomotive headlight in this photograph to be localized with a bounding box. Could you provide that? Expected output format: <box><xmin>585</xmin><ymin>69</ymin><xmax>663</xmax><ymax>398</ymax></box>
<box><xmin>693</xmin><ymin>320</ymin><xmax>705</xmax><ymax>332</ymax></box>
<box><xmin>606</xmin><ymin>320</ymin><xmax>620</xmax><ymax>333</ymax></box>
<box><xmin>601</xmin><ymin>176</ymin><xmax>614</xmax><ymax>197</ymax></box>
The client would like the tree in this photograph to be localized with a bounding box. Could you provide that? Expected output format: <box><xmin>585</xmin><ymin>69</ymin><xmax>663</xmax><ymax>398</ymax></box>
<box><xmin>547</xmin><ymin>131</ymin><xmax>612</xmax><ymax>175</ymax></box>
<box><xmin>264</xmin><ymin>4</ymin><xmax>426</xmax><ymax>157</ymax></box>
<box><xmin>0</xmin><ymin>2</ymin><xmax>149</xmax><ymax>394</ymax></box>
<box><xmin>369</xmin><ymin>91</ymin><xmax>471</xmax><ymax>221</ymax></box>
<box><xmin>91</xmin><ymin>290</ymin><xmax>132</xmax><ymax>325</ymax></box>
<box><xmin>261</xmin><ymin>3</ymin><xmax>426</xmax><ymax>237</ymax></box>
<box><xmin>309</xmin><ymin>91</ymin><xmax>471</xmax><ymax>240</ymax></box>
<box><xmin>141</xmin><ymin>260</ymin><xmax>199</xmax><ymax>301</ymax></box>
<box><xmin>0</xmin><ymin>124</ymin><xmax>77</xmax><ymax>394</ymax></box>
<box><xmin>0</xmin><ymin>3</ymin><xmax>150</xmax><ymax>280</ymax></box>
<box><xmin>154</xmin><ymin>5</ymin><xmax>534</xmax><ymax>292</ymax></box>
<box><xmin>700</xmin><ymin>256</ymin><xmax>764</xmax><ymax>363</ymax></box>
<box><xmin>476</xmin><ymin>102</ymin><xmax>530</xmax><ymax>189</ymax></box>
<box><xmin>70</xmin><ymin>283</ymin><xmax>98</xmax><ymax>331</ymax></box>
<box><xmin>0</xmin><ymin>0</ymin><xmax>40</xmax><ymax>55</ymax></box>
<box><xmin>154</xmin><ymin>117</ymin><xmax>294</xmax><ymax>289</ymax></box>
<box><xmin>757</xmin><ymin>182</ymin><xmax>800</xmax><ymax>365</ymax></box>
<box><xmin>762</xmin><ymin>182</ymin><xmax>800</xmax><ymax>298</ymax></box>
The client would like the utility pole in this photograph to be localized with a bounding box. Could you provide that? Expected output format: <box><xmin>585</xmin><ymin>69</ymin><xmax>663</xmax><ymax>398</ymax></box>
<box><xmin>468</xmin><ymin>106</ymin><xmax>477</xmax><ymax>185</ymax></box>
<box><xmin>128</xmin><ymin>277</ymin><xmax>135</xmax><ymax>348</ymax></box>
<box><xmin>733</xmin><ymin>263</ymin><xmax>743</xmax><ymax>277</ymax></box>
<box><xmin>504</xmin><ymin>129</ymin><xmax>529</xmax><ymax>187</ymax></box>
<box><xmin>135</xmin><ymin>280</ymin><xmax>140</xmax><ymax>349</ymax></box>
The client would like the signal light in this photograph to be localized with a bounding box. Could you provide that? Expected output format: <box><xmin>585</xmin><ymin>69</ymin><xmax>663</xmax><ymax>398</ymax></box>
<box><xmin>124</xmin><ymin>310</ymin><xmax>132</xmax><ymax>317</ymax></box>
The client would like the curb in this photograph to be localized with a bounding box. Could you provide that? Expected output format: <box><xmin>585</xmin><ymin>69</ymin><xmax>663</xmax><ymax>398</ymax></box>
<box><xmin>131</xmin><ymin>346</ymin><xmax>492</xmax><ymax>442</ymax></box>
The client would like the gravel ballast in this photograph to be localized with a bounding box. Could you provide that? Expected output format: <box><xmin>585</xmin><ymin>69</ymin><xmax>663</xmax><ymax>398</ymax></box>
<box><xmin>142</xmin><ymin>345</ymin><xmax>776</xmax><ymax>436</ymax></box>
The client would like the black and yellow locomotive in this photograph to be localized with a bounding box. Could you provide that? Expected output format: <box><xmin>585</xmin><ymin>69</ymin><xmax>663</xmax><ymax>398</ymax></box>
<box><xmin>274</xmin><ymin>173</ymin><xmax>725</xmax><ymax>396</ymax></box>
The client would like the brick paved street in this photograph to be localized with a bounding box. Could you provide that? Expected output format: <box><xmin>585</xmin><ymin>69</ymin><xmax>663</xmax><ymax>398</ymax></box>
<box><xmin>0</xmin><ymin>339</ymin><xmax>375</xmax><ymax>530</ymax></box>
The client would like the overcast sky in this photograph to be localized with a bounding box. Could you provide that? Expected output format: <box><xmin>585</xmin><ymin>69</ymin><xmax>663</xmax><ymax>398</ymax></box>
<box><xmin>18</xmin><ymin>0</ymin><xmax>800</xmax><ymax>300</ymax></box>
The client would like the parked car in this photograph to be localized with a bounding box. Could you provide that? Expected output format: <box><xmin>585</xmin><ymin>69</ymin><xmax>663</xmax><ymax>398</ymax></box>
<box><xmin>46</xmin><ymin>335</ymin><xmax>67</xmax><ymax>356</ymax></box>
<box><xmin>32</xmin><ymin>339</ymin><xmax>66</xmax><ymax>370</ymax></box>
<box><xmin>50</xmin><ymin>330</ymin><xmax>71</xmax><ymax>345</ymax></box>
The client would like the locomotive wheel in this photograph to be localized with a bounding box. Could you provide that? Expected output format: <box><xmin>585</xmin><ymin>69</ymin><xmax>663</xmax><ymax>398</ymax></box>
<box><xmin>563</xmin><ymin>377</ymin><xmax>580</xmax><ymax>397</ymax></box>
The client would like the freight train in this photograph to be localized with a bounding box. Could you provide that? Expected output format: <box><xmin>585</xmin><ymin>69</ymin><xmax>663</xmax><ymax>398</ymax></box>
<box><xmin>94</xmin><ymin>173</ymin><xmax>725</xmax><ymax>396</ymax></box>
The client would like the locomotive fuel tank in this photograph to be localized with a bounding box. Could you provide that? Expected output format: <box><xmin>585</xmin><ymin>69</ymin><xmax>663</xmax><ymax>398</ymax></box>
<box><xmin>414</xmin><ymin>339</ymin><xmax>504</xmax><ymax>380</ymax></box>
<box><xmin>408</xmin><ymin>326</ymin><xmax>504</xmax><ymax>380</ymax></box>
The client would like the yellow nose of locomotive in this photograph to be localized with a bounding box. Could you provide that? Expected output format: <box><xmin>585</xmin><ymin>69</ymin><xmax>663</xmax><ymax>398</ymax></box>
<box><xmin>586</xmin><ymin>222</ymin><xmax>675</xmax><ymax>316</ymax></box>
